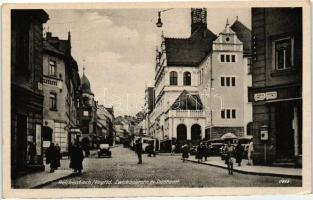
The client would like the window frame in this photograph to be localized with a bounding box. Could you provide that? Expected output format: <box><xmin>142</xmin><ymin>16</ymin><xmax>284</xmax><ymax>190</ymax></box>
<box><xmin>183</xmin><ymin>71</ymin><xmax>191</xmax><ymax>86</ymax></box>
<box><xmin>169</xmin><ymin>71</ymin><xmax>178</xmax><ymax>86</ymax></box>
<box><xmin>272</xmin><ymin>36</ymin><xmax>294</xmax><ymax>71</ymax></box>
<box><xmin>49</xmin><ymin>92</ymin><xmax>57</xmax><ymax>111</ymax></box>
<box><xmin>48</xmin><ymin>60</ymin><xmax>57</xmax><ymax>77</ymax></box>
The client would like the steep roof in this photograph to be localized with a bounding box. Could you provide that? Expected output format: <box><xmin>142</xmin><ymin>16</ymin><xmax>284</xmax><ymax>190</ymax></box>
<box><xmin>43</xmin><ymin>40</ymin><xmax>64</xmax><ymax>56</ymax></box>
<box><xmin>81</xmin><ymin>72</ymin><xmax>93</xmax><ymax>95</ymax></box>
<box><xmin>230</xmin><ymin>20</ymin><xmax>252</xmax><ymax>55</ymax></box>
<box><xmin>171</xmin><ymin>90</ymin><xmax>203</xmax><ymax>110</ymax></box>
<box><xmin>165</xmin><ymin>27</ymin><xmax>217</xmax><ymax>66</ymax></box>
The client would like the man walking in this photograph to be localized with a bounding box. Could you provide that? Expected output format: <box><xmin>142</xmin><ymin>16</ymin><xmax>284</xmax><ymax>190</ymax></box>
<box><xmin>69</xmin><ymin>141</ymin><xmax>84</xmax><ymax>175</ymax></box>
<box><xmin>46</xmin><ymin>143</ymin><xmax>59</xmax><ymax>173</ymax></box>
<box><xmin>135</xmin><ymin>138</ymin><xmax>143</xmax><ymax>164</ymax></box>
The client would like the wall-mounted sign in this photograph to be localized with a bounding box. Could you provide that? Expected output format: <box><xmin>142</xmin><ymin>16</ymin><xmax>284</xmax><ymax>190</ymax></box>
<box><xmin>254</xmin><ymin>93</ymin><xmax>266</xmax><ymax>101</ymax></box>
<box><xmin>37</xmin><ymin>82</ymin><xmax>43</xmax><ymax>90</ymax></box>
<box><xmin>265</xmin><ymin>91</ymin><xmax>277</xmax><ymax>100</ymax></box>
<box><xmin>254</xmin><ymin>91</ymin><xmax>278</xmax><ymax>101</ymax></box>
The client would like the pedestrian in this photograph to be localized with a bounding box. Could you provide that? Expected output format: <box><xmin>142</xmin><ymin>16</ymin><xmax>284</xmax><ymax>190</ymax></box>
<box><xmin>46</xmin><ymin>143</ymin><xmax>59</xmax><ymax>173</ymax></box>
<box><xmin>247</xmin><ymin>139</ymin><xmax>254</xmax><ymax>166</ymax></box>
<box><xmin>203</xmin><ymin>142</ymin><xmax>210</xmax><ymax>161</ymax></box>
<box><xmin>171</xmin><ymin>143</ymin><xmax>176</xmax><ymax>155</ymax></box>
<box><xmin>235</xmin><ymin>140</ymin><xmax>244</xmax><ymax>166</ymax></box>
<box><xmin>181</xmin><ymin>142</ymin><xmax>189</xmax><ymax>162</ymax></box>
<box><xmin>69</xmin><ymin>141</ymin><xmax>84</xmax><ymax>175</ymax></box>
<box><xmin>55</xmin><ymin>143</ymin><xmax>61</xmax><ymax>168</ymax></box>
<box><xmin>135</xmin><ymin>138</ymin><xmax>143</xmax><ymax>164</ymax></box>
<box><xmin>147</xmin><ymin>141</ymin><xmax>156</xmax><ymax>157</ymax></box>
<box><xmin>225</xmin><ymin>140</ymin><xmax>235</xmax><ymax>175</ymax></box>
<box><xmin>195</xmin><ymin>143</ymin><xmax>203</xmax><ymax>163</ymax></box>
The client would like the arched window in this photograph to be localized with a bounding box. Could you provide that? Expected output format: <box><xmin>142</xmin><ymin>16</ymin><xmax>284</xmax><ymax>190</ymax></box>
<box><xmin>183</xmin><ymin>71</ymin><xmax>191</xmax><ymax>86</ymax></box>
<box><xmin>169</xmin><ymin>71</ymin><xmax>177</xmax><ymax>85</ymax></box>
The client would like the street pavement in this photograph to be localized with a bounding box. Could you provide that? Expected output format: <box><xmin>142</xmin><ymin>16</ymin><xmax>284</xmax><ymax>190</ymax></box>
<box><xmin>42</xmin><ymin>145</ymin><xmax>302</xmax><ymax>188</ymax></box>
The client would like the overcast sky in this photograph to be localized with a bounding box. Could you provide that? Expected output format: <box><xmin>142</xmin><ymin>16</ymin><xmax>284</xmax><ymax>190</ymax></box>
<box><xmin>44</xmin><ymin>8</ymin><xmax>251</xmax><ymax>116</ymax></box>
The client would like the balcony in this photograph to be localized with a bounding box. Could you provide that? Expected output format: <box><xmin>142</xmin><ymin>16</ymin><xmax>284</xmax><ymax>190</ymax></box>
<box><xmin>169</xmin><ymin>110</ymin><xmax>205</xmax><ymax>118</ymax></box>
<box><xmin>43</xmin><ymin>75</ymin><xmax>62</xmax><ymax>88</ymax></box>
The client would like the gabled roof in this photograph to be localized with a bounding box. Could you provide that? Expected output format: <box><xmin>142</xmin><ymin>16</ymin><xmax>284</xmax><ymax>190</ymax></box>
<box><xmin>165</xmin><ymin>27</ymin><xmax>217</xmax><ymax>67</ymax></box>
<box><xmin>43</xmin><ymin>40</ymin><xmax>65</xmax><ymax>56</ymax></box>
<box><xmin>230</xmin><ymin>20</ymin><xmax>252</xmax><ymax>55</ymax></box>
<box><xmin>171</xmin><ymin>90</ymin><xmax>203</xmax><ymax>110</ymax></box>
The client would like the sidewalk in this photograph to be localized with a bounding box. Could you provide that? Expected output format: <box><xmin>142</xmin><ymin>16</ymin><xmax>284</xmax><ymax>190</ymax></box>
<box><xmin>185</xmin><ymin>156</ymin><xmax>302</xmax><ymax>179</ymax></box>
<box><xmin>12</xmin><ymin>159</ymin><xmax>74</xmax><ymax>188</ymax></box>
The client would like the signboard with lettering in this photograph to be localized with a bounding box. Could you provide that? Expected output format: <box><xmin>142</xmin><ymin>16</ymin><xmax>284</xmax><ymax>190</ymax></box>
<box><xmin>254</xmin><ymin>91</ymin><xmax>278</xmax><ymax>102</ymax></box>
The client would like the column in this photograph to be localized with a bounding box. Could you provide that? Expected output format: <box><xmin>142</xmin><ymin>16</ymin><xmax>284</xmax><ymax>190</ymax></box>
<box><xmin>201</xmin><ymin>122</ymin><xmax>206</xmax><ymax>139</ymax></box>
<box><xmin>187</xmin><ymin>121</ymin><xmax>191</xmax><ymax>140</ymax></box>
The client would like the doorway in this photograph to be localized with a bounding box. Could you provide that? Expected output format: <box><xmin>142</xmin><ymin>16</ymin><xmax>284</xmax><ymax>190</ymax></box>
<box><xmin>16</xmin><ymin>114</ymin><xmax>28</xmax><ymax>171</ymax></box>
<box><xmin>275</xmin><ymin>102</ymin><xmax>294</xmax><ymax>158</ymax></box>
<box><xmin>177</xmin><ymin>124</ymin><xmax>187</xmax><ymax>146</ymax></box>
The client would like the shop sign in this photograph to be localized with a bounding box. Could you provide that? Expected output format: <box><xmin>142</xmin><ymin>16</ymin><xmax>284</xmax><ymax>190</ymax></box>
<box><xmin>254</xmin><ymin>91</ymin><xmax>278</xmax><ymax>101</ymax></box>
<box><xmin>37</xmin><ymin>82</ymin><xmax>43</xmax><ymax>90</ymax></box>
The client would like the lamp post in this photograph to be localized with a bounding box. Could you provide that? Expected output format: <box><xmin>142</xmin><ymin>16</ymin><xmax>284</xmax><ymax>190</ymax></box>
<box><xmin>155</xmin><ymin>8</ymin><xmax>174</xmax><ymax>28</ymax></box>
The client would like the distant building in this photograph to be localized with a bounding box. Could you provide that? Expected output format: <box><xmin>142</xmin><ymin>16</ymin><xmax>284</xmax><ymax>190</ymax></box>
<box><xmin>97</xmin><ymin>105</ymin><xmax>115</xmax><ymax>146</ymax></box>
<box><xmin>11</xmin><ymin>10</ymin><xmax>49</xmax><ymax>176</ymax></box>
<box><xmin>42</xmin><ymin>32</ymin><xmax>81</xmax><ymax>153</ymax></box>
<box><xmin>77</xmin><ymin>69</ymin><xmax>98</xmax><ymax>148</ymax></box>
<box><xmin>249</xmin><ymin>8</ymin><xmax>302</xmax><ymax>166</ymax></box>
<box><xmin>144</xmin><ymin>87</ymin><xmax>155</xmax><ymax>136</ymax></box>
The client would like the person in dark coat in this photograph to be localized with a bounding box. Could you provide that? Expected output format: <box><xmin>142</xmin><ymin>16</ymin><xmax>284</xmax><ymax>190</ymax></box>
<box><xmin>235</xmin><ymin>140</ymin><xmax>244</xmax><ymax>166</ymax></box>
<box><xmin>69</xmin><ymin>142</ymin><xmax>84</xmax><ymax>174</ymax></box>
<box><xmin>46</xmin><ymin>143</ymin><xmax>59</xmax><ymax>173</ymax></box>
<box><xmin>135</xmin><ymin>138</ymin><xmax>143</xmax><ymax>164</ymax></box>
<box><xmin>55</xmin><ymin>143</ymin><xmax>61</xmax><ymax>168</ymax></box>
<box><xmin>203</xmin><ymin>142</ymin><xmax>210</xmax><ymax>161</ymax></box>
<box><xmin>181</xmin><ymin>142</ymin><xmax>189</xmax><ymax>162</ymax></box>
<box><xmin>195</xmin><ymin>143</ymin><xmax>204</xmax><ymax>163</ymax></box>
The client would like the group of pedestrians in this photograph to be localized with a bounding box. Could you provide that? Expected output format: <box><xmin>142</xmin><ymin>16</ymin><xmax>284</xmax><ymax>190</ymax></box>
<box><xmin>45</xmin><ymin>141</ymin><xmax>85</xmax><ymax>175</ymax></box>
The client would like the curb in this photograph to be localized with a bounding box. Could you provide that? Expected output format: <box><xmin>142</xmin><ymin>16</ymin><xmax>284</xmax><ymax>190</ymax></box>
<box><xmin>185</xmin><ymin>159</ymin><xmax>302</xmax><ymax>179</ymax></box>
<box><xmin>32</xmin><ymin>173</ymin><xmax>76</xmax><ymax>188</ymax></box>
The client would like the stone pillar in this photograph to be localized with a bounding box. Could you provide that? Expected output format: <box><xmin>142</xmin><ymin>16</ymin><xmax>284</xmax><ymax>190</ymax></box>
<box><xmin>201</xmin><ymin>122</ymin><xmax>206</xmax><ymax>139</ymax></box>
<box><xmin>187</xmin><ymin>122</ymin><xmax>191</xmax><ymax>140</ymax></box>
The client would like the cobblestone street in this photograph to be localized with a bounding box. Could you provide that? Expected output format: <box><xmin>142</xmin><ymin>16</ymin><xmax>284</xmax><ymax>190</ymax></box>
<box><xmin>43</xmin><ymin>146</ymin><xmax>301</xmax><ymax>188</ymax></box>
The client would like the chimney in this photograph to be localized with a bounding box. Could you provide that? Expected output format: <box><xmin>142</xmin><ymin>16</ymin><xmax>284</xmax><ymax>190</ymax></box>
<box><xmin>191</xmin><ymin>8</ymin><xmax>207</xmax><ymax>34</ymax></box>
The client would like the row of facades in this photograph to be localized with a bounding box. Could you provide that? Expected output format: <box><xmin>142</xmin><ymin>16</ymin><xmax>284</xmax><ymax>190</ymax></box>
<box><xmin>143</xmin><ymin>8</ymin><xmax>302</xmax><ymax>166</ymax></box>
<box><xmin>11</xmin><ymin>10</ymin><xmax>115</xmax><ymax>176</ymax></box>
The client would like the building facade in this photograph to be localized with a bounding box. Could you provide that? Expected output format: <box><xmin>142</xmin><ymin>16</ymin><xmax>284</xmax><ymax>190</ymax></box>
<box><xmin>148</xmin><ymin>8</ymin><xmax>252</xmax><ymax>151</ymax></box>
<box><xmin>42</xmin><ymin>32</ymin><xmax>81</xmax><ymax>154</ymax></box>
<box><xmin>77</xmin><ymin>69</ymin><xmax>98</xmax><ymax>148</ymax></box>
<box><xmin>249</xmin><ymin>8</ymin><xmax>302</xmax><ymax>166</ymax></box>
<box><xmin>11</xmin><ymin>10</ymin><xmax>49</xmax><ymax>176</ymax></box>
<box><xmin>97</xmin><ymin>105</ymin><xmax>115</xmax><ymax>146</ymax></box>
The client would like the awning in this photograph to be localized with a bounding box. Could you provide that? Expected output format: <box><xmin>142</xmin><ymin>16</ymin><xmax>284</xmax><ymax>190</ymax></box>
<box><xmin>221</xmin><ymin>132</ymin><xmax>237</xmax><ymax>140</ymax></box>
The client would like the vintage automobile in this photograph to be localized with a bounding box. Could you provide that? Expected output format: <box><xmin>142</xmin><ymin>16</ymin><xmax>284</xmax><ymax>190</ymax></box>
<box><xmin>97</xmin><ymin>144</ymin><xmax>112</xmax><ymax>158</ymax></box>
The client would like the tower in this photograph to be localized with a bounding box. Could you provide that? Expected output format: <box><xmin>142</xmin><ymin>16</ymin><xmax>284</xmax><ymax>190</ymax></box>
<box><xmin>191</xmin><ymin>8</ymin><xmax>207</xmax><ymax>33</ymax></box>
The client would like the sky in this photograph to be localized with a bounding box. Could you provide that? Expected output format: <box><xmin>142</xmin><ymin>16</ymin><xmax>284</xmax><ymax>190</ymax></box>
<box><xmin>44</xmin><ymin>8</ymin><xmax>251</xmax><ymax>116</ymax></box>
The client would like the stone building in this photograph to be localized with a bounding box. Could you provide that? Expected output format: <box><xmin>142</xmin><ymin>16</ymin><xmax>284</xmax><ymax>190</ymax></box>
<box><xmin>149</xmin><ymin>8</ymin><xmax>252</xmax><ymax>151</ymax></box>
<box><xmin>42</xmin><ymin>32</ymin><xmax>81</xmax><ymax>154</ymax></box>
<box><xmin>249</xmin><ymin>8</ymin><xmax>302</xmax><ymax>166</ymax></box>
<box><xmin>97</xmin><ymin>105</ymin><xmax>115</xmax><ymax>146</ymax></box>
<box><xmin>198</xmin><ymin>19</ymin><xmax>252</xmax><ymax>140</ymax></box>
<box><xmin>11</xmin><ymin>10</ymin><xmax>49</xmax><ymax>176</ymax></box>
<box><xmin>77</xmin><ymin>69</ymin><xmax>98</xmax><ymax>148</ymax></box>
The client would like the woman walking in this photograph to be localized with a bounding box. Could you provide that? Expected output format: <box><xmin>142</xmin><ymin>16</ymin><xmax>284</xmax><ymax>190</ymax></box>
<box><xmin>69</xmin><ymin>141</ymin><xmax>84</xmax><ymax>175</ymax></box>
<box><xmin>235</xmin><ymin>141</ymin><xmax>244</xmax><ymax>166</ymax></box>
<box><xmin>181</xmin><ymin>142</ymin><xmax>189</xmax><ymax>162</ymax></box>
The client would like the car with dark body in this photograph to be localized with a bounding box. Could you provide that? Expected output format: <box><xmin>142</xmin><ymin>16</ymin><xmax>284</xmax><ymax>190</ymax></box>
<box><xmin>98</xmin><ymin>144</ymin><xmax>112</xmax><ymax>158</ymax></box>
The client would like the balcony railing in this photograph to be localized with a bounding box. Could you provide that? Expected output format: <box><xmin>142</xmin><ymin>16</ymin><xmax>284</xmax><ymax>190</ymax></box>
<box><xmin>170</xmin><ymin>110</ymin><xmax>205</xmax><ymax>118</ymax></box>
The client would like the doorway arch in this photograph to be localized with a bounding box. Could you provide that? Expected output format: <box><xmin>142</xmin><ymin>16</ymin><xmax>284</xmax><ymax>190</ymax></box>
<box><xmin>177</xmin><ymin>124</ymin><xmax>187</xmax><ymax>145</ymax></box>
<box><xmin>191</xmin><ymin>124</ymin><xmax>201</xmax><ymax>143</ymax></box>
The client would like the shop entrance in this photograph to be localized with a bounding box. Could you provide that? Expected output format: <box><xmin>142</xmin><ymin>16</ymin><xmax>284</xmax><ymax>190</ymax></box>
<box><xmin>275</xmin><ymin>102</ymin><xmax>294</xmax><ymax>158</ymax></box>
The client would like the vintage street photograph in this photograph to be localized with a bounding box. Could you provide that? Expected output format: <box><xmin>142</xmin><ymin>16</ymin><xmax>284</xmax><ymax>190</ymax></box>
<box><xmin>2</xmin><ymin>1</ymin><xmax>311</xmax><ymax>197</ymax></box>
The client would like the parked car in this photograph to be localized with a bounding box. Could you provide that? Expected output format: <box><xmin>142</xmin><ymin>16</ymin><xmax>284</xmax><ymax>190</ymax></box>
<box><xmin>98</xmin><ymin>144</ymin><xmax>112</xmax><ymax>158</ymax></box>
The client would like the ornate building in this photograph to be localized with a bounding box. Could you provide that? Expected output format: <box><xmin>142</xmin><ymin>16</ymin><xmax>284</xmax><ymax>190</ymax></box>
<box><xmin>78</xmin><ymin>69</ymin><xmax>97</xmax><ymax>147</ymax></box>
<box><xmin>149</xmin><ymin>8</ymin><xmax>252</xmax><ymax>152</ymax></box>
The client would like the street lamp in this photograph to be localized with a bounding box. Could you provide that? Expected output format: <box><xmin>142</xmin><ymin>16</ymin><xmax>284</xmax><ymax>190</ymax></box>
<box><xmin>155</xmin><ymin>8</ymin><xmax>174</xmax><ymax>28</ymax></box>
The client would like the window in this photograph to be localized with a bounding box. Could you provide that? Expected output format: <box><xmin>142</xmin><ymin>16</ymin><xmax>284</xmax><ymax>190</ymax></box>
<box><xmin>169</xmin><ymin>71</ymin><xmax>177</xmax><ymax>85</ymax></box>
<box><xmin>183</xmin><ymin>72</ymin><xmax>191</xmax><ymax>86</ymax></box>
<box><xmin>220</xmin><ymin>54</ymin><xmax>236</xmax><ymax>63</ymax></box>
<box><xmin>221</xmin><ymin>76</ymin><xmax>236</xmax><ymax>87</ymax></box>
<box><xmin>221</xmin><ymin>77</ymin><xmax>225</xmax><ymax>86</ymax></box>
<box><xmin>231</xmin><ymin>77</ymin><xmax>236</xmax><ymax>86</ymax></box>
<box><xmin>231</xmin><ymin>55</ymin><xmax>236</xmax><ymax>62</ymax></box>
<box><xmin>221</xmin><ymin>109</ymin><xmax>225</xmax><ymax>119</ymax></box>
<box><xmin>274</xmin><ymin>37</ymin><xmax>293</xmax><ymax>70</ymax></box>
<box><xmin>220</xmin><ymin>54</ymin><xmax>225</xmax><ymax>62</ymax></box>
<box><xmin>221</xmin><ymin>109</ymin><xmax>236</xmax><ymax>119</ymax></box>
<box><xmin>49</xmin><ymin>93</ymin><xmax>57</xmax><ymax>110</ymax></box>
<box><xmin>226</xmin><ymin>77</ymin><xmax>230</xmax><ymax>86</ymax></box>
<box><xmin>49</xmin><ymin>60</ymin><xmax>56</xmax><ymax>76</ymax></box>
